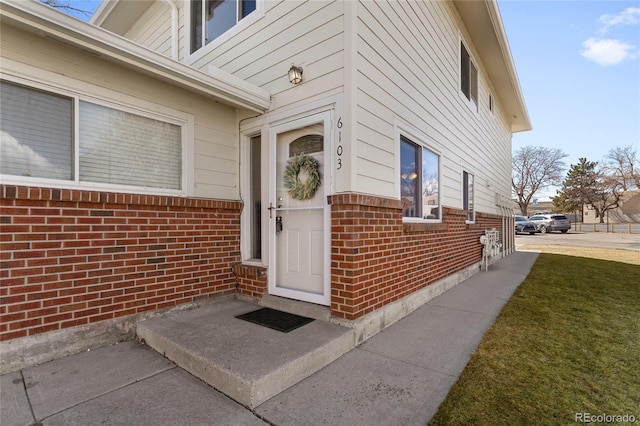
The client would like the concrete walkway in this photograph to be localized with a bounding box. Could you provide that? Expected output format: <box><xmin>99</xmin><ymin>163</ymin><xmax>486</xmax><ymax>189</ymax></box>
<box><xmin>1</xmin><ymin>251</ymin><xmax>538</xmax><ymax>426</ymax></box>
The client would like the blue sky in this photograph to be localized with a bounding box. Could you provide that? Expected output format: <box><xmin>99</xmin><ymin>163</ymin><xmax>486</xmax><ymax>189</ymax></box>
<box><xmin>55</xmin><ymin>0</ymin><xmax>101</xmax><ymax>20</ymax></box>
<box><xmin>498</xmin><ymin>0</ymin><xmax>640</xmax><ymax>198</ymax></box>
<box><xmin>60</xmin><ymin>1</ymin><xmax>639</xmax><ymax>200</ymax></box>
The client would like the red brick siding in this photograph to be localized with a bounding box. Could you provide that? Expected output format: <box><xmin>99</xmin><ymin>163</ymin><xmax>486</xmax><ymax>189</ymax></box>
<box><xmin>0</xmin><ymin>185</ymin><xmax>241</xmax><ymax>341</ymax></box>
<box><xmin>233</xmin><ymin>263</ymin><xmax>267</xmax><ymax>298</ymax></box>
<box><xmin>1</xmin><ymin>184</ymin><xmax>505</xmax><ymax>342</ymax></box>
<box><xmin>329</xmin><ymin>193</ymin><xmax>502</xmax><ymax>320</ymax></box>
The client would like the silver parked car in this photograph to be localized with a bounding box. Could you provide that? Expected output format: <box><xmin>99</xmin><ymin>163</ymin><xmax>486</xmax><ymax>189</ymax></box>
<box><xmin>528</xmin><ymin>214</ymin><xmax>571</xmax><ymax>234</ymax></box>
<box><xmin>514</xmin><ymin>215</ymin><xmax>537</xmax><ymax>235</ymax></box>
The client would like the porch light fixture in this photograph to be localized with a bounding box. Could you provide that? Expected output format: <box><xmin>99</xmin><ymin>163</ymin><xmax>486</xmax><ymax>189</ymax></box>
<box><xmin>288</xmin><ymin>64</ymin><xmax>303</xmax><ymax>84</ymax></box>
<box><xmin>401</xmin><ymin>172</ymin><xmax>418</xmax><ymax>180</ymax></box>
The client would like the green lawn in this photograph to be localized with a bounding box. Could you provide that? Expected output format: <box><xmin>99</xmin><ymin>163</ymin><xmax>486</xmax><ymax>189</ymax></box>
<box><xmin>430</xmin><ymin>253</ymin><xmax>640</xmax><ymax>426</ymax></box>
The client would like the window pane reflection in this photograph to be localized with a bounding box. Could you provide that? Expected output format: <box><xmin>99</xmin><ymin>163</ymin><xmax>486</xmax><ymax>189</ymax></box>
<box><xmin>400</xmin><ymin>138</ymin><xmax>418</xmax><ymax>217</ymax></box>
<box><xmin>422</xmin><ymin>148</ymin><xmax>439</xmax><ymax>219</ymax></box>
<box><xmin>400</xmin><ymin>136</ymin><xmax>440</xmax><ymax>220</ymax></box>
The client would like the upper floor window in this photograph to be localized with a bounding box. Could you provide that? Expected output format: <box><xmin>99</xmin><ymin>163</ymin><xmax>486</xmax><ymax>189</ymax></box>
<box><xmin>191</xmin><ymin>0</ymin><xmax>256</xmax><ymax>53</ymax></box>
<box><xmin>1</xmin><ymin>80</ymin><xmax>183</xmax><ymax>192</ymax></box>
<box><xmin>460</xmin><ymin>42</ymin><xmax>478</xmax><ymax>111</ymax></box>
<box><xmin>400</xmin><ymin>136</ymin><xmax>440</xmax><ymax>220</ymax></box>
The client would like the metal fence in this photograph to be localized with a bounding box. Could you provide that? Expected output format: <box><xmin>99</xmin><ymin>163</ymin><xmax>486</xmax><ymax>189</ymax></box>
<box><xmin>573</xmin><ymin>222</ymin><xmax>640</xmax><ymax>234</ymax></box>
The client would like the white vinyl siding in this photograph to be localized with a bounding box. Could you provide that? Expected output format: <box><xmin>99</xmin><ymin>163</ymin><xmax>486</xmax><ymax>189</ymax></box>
<box><xmin>190</xmin><ymin>1</ymin><xmax>344</xmax><ymax>108</ymax></box>
<box><xmin>356</xmin><ymin>0</ymin><xmax>513</xmax><ymax>214</ymax></box>
<box><xmin>110</xmin><ymin>0</ymin><xmax>346</xmax><ymax>148</ymax></box>
<box><xmin>356</xmin><ymin>0</ymin><xmax>456</xmax><ymax>198</ymax></box>
<box><xmin>124</xmin><ymin>1</ymin><xmax>174</xmax><ymax>58</ymax></box>
<box><xmin>98</xmin><ymin>1</ymin><xmax>344</xmax><ymax>111</ymax></box>
<box><xmin>192</xmin><ymin>112</ymin><xmax>237</xmax><ymax>196</ymax></box>
<box><xmin>122</xmin><ymin>1</ymin><xmax>344</xmax><ymax>117</ymax></box>
<box><xmin>87</xmin><ymin>0</ymin><xmax>516</xmax><ymax>210</ymax></box>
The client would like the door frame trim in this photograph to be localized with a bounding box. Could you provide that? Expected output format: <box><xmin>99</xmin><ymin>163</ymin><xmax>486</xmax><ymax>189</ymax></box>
<box><xmin>267</xmin><ymin>111</ymin><xmax>332</xmax><ymax>306</ymax></box>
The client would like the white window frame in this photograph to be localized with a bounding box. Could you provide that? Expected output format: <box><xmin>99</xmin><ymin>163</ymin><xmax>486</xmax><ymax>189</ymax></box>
<box><xmin>460</xmin><ymin>39</ymin><xmax>479</xmax><ymax>113</ymax></box>
<box><xmin>185</xmin><ymin>0</ymin><xmax>264</xmax><ymax>63</ymax></box>
<box><xmin>239</xmin><ymin>125</ymin><xmax>267</xmax><ymax>266</ymax></box>
<box><xmin>463</xmin><ymin>170</ymin><xmax>475</xmax><ymax>223</ymax></box>
<box><xmin>1</xmin><ymin>71</ymin><xmax>193</xmax><ymax>196</ymax></box>
<box><xmin>394</xmin><ymin>121</ymin><xmax>442</xmax><ymax>223</ymax></box>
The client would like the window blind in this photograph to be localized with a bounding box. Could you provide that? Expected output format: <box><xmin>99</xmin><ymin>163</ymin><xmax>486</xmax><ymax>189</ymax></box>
<box><xmin>0</xmin><ymin>81</ymin><xmax>73</xmax><ymax>180</ymax></box>
<box><xmin>79</xmin><ymin>101</ymin><xmax>181</xmax><ymax>190</ymax></box>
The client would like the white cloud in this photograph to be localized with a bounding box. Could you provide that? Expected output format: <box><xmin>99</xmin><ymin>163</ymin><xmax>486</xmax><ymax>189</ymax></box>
<box><xmin>580</xmin><ymin>37</ymin><xmax>636</xmax><ymax>66</ymax></box>
<box><xmin>0</xmin><ymin>131</ymin><xmax>64</xmax><ymax>178</ymax></box>
<box><xmin>599</xmin><ymin>7</ymin><xmax>640</xmax><ymax>33</ymax></box>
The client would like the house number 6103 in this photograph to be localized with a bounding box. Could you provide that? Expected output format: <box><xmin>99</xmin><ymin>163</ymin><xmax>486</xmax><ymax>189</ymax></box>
<box><xmin>336</xmin><ymin>117</ymin><xmax>343</xmax><ymax>170</ymax></box>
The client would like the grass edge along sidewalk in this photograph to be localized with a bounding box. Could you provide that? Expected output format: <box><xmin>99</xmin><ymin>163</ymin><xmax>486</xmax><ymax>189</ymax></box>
<box><xmin>430</xmin><ymin>253</ymin><xmax>640</xmax><ymax>425</ymax></box>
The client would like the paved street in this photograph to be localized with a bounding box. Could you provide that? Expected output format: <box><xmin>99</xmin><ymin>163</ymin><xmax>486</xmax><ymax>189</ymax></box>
<box><xmin>515</xmin><ymin>229</ymin><xmax>640</xmax><ymax>252</ymax></box>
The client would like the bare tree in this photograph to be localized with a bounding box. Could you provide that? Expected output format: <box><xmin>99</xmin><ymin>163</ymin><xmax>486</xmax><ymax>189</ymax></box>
<box><xmin>604</xmin><ymin>145</ymin><xmax>640</xmax><ymax>191</ymax></box>
<box><xmin>589</xmin><ymin>174</ymin><xmax>624</xmax><ymax>223</ymax></box>
<box><xmin>39</xmin><ymin>0</ymin><xmax>92</xmax><ymax>18</ymax></box>
<box><xmin>512</xmin><ymin>145</ymin><xmax>568</xmax><ymax>216</ymax></box>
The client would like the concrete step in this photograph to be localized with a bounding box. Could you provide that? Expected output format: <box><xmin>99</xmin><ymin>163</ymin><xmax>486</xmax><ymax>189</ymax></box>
<box><xmin>137</xmin><ymin>298</ymin><xmax>355</xmax><ymax>409</ymax></box>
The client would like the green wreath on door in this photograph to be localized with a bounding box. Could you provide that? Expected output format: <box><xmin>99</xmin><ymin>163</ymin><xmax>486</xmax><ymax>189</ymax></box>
<box><xmin>283</xmin><ymin>155</ymin><xmax>321</xmax><ymax>200</ymax></box>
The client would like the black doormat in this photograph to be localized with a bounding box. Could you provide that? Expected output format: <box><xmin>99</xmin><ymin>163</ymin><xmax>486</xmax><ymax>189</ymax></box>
<box><xmin>235</xmin><ymin>308</ymin><xmax>314</xmax><ymax>333</ymax></box>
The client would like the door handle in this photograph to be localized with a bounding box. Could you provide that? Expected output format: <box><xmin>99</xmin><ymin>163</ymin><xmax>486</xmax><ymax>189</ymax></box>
<box><xmin>276</xmin><ymin>216</ymin><xmax>283</xmax><ymax>234</ymax></box>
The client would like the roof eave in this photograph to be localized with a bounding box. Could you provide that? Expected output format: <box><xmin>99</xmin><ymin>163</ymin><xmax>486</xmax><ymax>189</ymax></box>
<box><xmin>0</xmin><ymin>0</ymin><xmax>271</xmax><ymax>113</ymax></box>
<box><xmin>91</xmin><ymin>0</ymin><xmax>154</xmax><ymax>36</ymax></box>
<box><xmin>90</xmin><ymin>0</ymin><xmax>116</xmax><ymax>27</ymax></box>
<box><xmin>454</xmin><ymin>0</ymin><xmax>532</xmax><ymax>133</ymax></box>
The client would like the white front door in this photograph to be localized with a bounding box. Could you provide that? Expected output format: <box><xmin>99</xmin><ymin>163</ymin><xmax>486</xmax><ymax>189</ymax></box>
<box><xmin>268</xmin><ymin>113</ymin><xmax>331</xmax><ymax>306</ymax></box>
